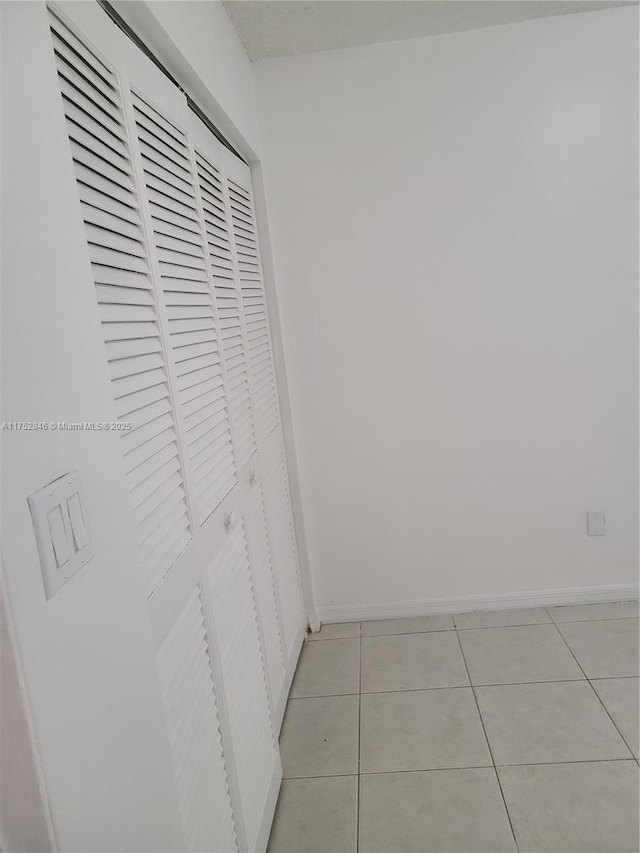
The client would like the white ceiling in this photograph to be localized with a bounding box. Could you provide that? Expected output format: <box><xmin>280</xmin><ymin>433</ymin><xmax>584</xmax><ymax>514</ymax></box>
<box><xmin>222</xmin><ymin>0</ymin><xmax>635</xmax><ymax>60</ymax></box>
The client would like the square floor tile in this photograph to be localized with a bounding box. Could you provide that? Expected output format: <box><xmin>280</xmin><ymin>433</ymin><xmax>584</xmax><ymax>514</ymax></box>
<box><xmin>289</xmin><ymin>639</ymin><xmax>360</xmax><ymax>698</ymax></box>
<box><xmin>454</xmin><ymin>607</ymin><xmax>551</xmax><ymax>630</ymax></box>
<box><xmin>361</xmin><ymin>632</ymin><xmax>469</xmax><ymax>693</ymax></box>
<box><xmin>279</xmin><ymin>695</ymin><xmax>359</xmax><ymax>778</ymax></box>
<box><xmin>268</xmin><ymin>776</ymin><xmax>357</xmax><ymax>853</ymax></box>
<box><xmin>498</xmin><ymin>761</ymin><xmax>639</xmax><ymax>852</ymax></box>
<box><xmin>557</xmin><ymin>619</ymin><xmax>639</xmax><ymax>678</ymax></box>
<box><xmin>458</xmin><ymin>624</ymin><xmax>583</xmax><ymax>685</ymax></box>
<box><xmin>359</xmin><ymin>768</ymin><xmax>516</xmax><ymax>852</ymax></box>
<box><xmin>548</xmin><ymin>601</ymin><xmax>639</xmax><ymax>622</ymax></box>
<box><xmin>361</xmin><ymin>614</ymin><xmax>453</xmax><ymax>636</ymax></box>
<box><xmin>475</xmin><ymin>681</ymin><xmax>632</xmax><ymax>765</ymax></box>
<box><xmin>360</xmin><ymin>687</ymin><xmax>491</xmax><ymax>772</ymax></box>
<box><xmin>307</xmin><ymin>622</ymin><xmax>361</xmax><ymax>641</ymax></box>
<box><xmin>592</xmin><ymin>678</ymin><xmax>639</xmax><ymax>758</ymax></box>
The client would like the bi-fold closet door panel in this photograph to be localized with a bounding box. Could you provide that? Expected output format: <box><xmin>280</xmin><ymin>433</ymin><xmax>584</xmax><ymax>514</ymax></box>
<box><xmin>46</xmin><ymin>3</ymin><xmax>193</xmax><ymax>597</ymax></box>
<box><xmin>189</xmin><ymin>117</ymin><xmax>304</xmax><ymax>708</ymax></box>
<box><xmin>47</xmin><ymin>2</ymin><xmax>306</xmax><ymax>850</ymax></box>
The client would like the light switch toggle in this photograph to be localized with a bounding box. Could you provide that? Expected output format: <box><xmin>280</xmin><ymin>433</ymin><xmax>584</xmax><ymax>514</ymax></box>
<box><xmin>67</xmin><ymin>493</ymin><xmax>88</xmax><ymax>551</ymax></box>
<box><xmin>29</xmin><ymin>470</ymin><xmax>95</xmax><ymax>599</ymax></box>
<box><xmin>47</xmin><ymin>505</ymin><xmax>72</xmax><ymax>567</ymax></box>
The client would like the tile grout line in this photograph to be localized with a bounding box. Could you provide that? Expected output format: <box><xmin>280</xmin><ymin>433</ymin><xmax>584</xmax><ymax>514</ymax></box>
<box><xmin>281</xmin><ymin>756</ymin><xmax>639</xmax><ymax>781</ymax></box>
<box><xmin>544</xmin><ymin>608</ymin><xmax>638</xmax><ymax>761</ymax></box>
<box><xmin>290</xmin><ymin>672</ymin><xmax>640</xmax><ymax>701</ymax></box>
<box><xmin>454</xmin><ymin>624</ymin><xmax>520</xmax><ymax>853</ymax></box>
<box><xmin>312</xmin><ymin>612</ymin><xmax>639</xmax><ymax>639</ymax></box>
<box><xmin>458</xmin><ymin>618</ymin><xmax>638</xmax><ymax>631</ymax></box>
<box><xmin>547</xmin><ymin>616</ymin><xmax>639</xmax><ymax>626</ymax></box>
<box><xmin>309</xmin><ymin>620</ymin><xmax>638</xmax><ymax>642</ymax></box>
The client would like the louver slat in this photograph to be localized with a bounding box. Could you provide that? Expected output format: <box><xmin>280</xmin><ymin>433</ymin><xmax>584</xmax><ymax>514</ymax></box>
<box><xmin>49</xmin><ymin>8</ymin><xmax>191</xmax><ymax>593</ymax></box>
<box><xmin>227</xmin><ymin>179</ymin><xmax>280</xmax><ymax>444</ymax></box>
<box><xmin>207</xmin><ymin>524</ymin><xmax>277</xmax><ymax>849</ymax></box>
<box><xmin>244</xmin><ymin>485</ymin><xmax>286</xmax><ymax>712</ymax></box>
<box><xmin>195</xmin><ymin>152</ymin><xmax>257</xmax><ymax>470</ymax></box>
<box><xmin>263</xmin><ymin>442</ymin><xmax>305</xmax><ymax>660</ymax></box>
<box><xmin>132</xmin><ymin>93</ymin><xmax>237</xmax><ymax>525</ymax></box>
<box><xmin>157</xmin><ymin>588</ymin><xmax>239</xmax><ymax>853</ymax></box>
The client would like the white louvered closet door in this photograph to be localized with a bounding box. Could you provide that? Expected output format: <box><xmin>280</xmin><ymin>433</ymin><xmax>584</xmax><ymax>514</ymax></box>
<box><xmin>47</xmin><ymin>7</ymin><xmax>247</xmax><ymax>850</ymax></box>
<box><xmin>227</xmin><ymin>180</ymin><xmax>279</xmax><ymax>443</ymax></box>
<box><xmin>157</xmin><ymin>588</ymin><xmax>239</xmax><ymax>853</ymax></box>
<box><xmin>244</xmin><ymin>484</ymin><xmax>286</xmax><ymax>714</ymax></box>
<box><xmin>219</xmin><ymin>144</ymin><xmax>305</xmax><ymax>671</ymax></box>
<box><xmin>190</xmin><ymin>117</ymin><xmax>306</xmax><ymax>706</ymax></box>
<box><xmin>47</xmin><ymin>5</ymin><xmax>192</xmax><ymax>596</ymax></box>
<box><xmin>48</xmin><ymin>2</ymin><xmax>307</xmax><ymax>849</ymax></box>
<box><xmin>194</xmin><ymin>150</ymin><xmax>257</xmax><ymax>472</ymax></box>
<box><xmin>207</xmin><ymin>522</ymin><xmax>277</xmax><ymax>851</ymax></box>
<box><xmin>129</xmin><ymin>91</ymin><xmax>238</xmax><ymax>528</ymax></box>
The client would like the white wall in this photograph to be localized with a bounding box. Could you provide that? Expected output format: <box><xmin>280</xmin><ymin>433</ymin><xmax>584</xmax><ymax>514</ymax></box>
<box><xmin>254</xmin><ymin>8</ymin><xmax>639</xmax><ymax>615</ymax></box>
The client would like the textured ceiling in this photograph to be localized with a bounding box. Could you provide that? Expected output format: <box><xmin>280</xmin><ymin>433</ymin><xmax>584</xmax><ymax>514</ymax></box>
<box><xmin>222</xmin><ymin>0</ymin><xmax>635</xmax><ymax>60</ymax></box>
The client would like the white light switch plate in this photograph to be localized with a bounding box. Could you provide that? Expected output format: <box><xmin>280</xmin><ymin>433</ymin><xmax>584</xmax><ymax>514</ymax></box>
<box><xmin>587</xmin><ymin>510</ymin><xmax>606</xmax><ymax>537</ymax></box>
<box><xmin>28</xmin><ymin>470</ymin><xmax>94</xmax><ymax>598</ymax></box>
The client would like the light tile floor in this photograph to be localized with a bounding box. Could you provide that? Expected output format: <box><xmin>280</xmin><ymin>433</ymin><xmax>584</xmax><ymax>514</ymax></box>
<box><xmin>268</xmin><ymin>601</ymin><xmax>639</xmax><ymax>853</ymax></box>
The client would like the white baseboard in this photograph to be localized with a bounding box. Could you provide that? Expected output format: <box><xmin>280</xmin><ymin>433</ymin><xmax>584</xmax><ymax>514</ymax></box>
<box><xmin>317</xmin><ymin>583</ymin><xmax>639</xmax><ymax>624</ymax></box>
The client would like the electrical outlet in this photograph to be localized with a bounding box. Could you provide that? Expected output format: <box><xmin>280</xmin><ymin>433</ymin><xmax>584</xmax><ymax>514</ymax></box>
<box><xmin>587</xmin><ymin>510</ymin><xmax>606</xmax><ymax>537</ymax></box>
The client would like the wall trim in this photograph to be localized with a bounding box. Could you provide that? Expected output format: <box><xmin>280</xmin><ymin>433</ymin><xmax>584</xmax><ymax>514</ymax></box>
<box><xmin>317</xmin><ymin>583</ymin><xmax>640</xmax><ymax>624</ymax></box>
<box><xmin>251</xmin><ymin>160</ymin><xmax>319</xmax><ymax>627</ymax></box>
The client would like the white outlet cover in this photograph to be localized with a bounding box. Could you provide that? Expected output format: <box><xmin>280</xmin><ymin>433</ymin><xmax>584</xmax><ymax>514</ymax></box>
<box><xmin>28</xmin><ymin>470</ymin><xmax>95</xmax><ymax>598</ymax></box>
<box><xmin>587</xmin><ymin>510</ymin><xmax>606</xmax><ymax>537</ymax></box>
